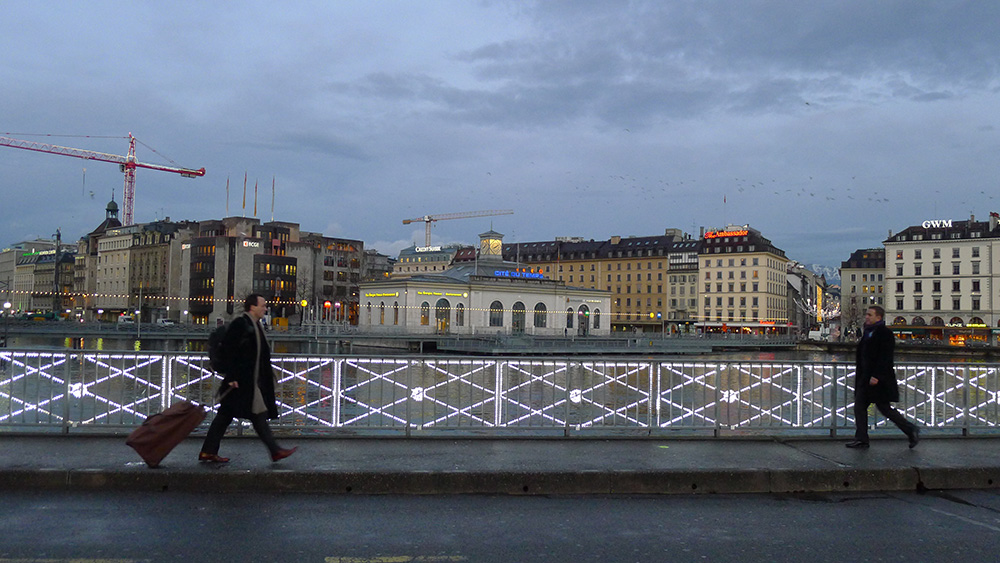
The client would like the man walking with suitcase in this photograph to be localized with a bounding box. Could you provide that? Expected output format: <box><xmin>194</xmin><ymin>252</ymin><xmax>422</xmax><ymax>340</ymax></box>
<box><xmin>199</xmin><ymin>294</ymin><xmax>297</xmax><ymax>463</ymax></box>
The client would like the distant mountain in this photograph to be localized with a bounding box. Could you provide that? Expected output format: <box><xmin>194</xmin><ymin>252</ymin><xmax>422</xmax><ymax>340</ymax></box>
<box><xmin>806</xmin><ymin>264</ymin><xmax>840</xmax><ymax>284</ymax></box>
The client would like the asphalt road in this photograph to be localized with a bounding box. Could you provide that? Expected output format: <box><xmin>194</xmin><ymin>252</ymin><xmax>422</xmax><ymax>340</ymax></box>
<box><xmin>2</xmin><ymin>490</ymin><xmax>1000</xmax><ymax>563</ymax></box>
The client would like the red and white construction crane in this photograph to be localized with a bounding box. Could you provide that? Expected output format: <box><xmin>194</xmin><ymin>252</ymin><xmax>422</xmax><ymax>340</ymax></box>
<box><xmin>0</xmin><ymin>133</ymin><xmax>205</xmax><ymax>225</ymax></box>
<box><xmin>402</xmin><ymin>209</ymin><xmax>514</xmax><ymax>246</ymax></box>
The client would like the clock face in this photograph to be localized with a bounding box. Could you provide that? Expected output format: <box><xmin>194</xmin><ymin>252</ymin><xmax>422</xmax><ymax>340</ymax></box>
<box><xmin>490</xmin><ymin>239</ymin><xmax>501</xmax><ymax>253</ymax></box>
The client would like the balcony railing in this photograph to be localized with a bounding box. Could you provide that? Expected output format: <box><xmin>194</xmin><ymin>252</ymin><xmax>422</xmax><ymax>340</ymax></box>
<box><xmin>2</xmin><ymin>349</ymin><xmax>998</xmax><ymax>437</ymax></box>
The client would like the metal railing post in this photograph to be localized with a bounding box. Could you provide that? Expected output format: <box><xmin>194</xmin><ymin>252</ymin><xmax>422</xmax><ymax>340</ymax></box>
<box><xmin>332</xmin><ymin>357</ymin><xmax>342</xmax><ymax>428</ymax></box>
<box><xmin>62</xmin><ymin>352</ymin><xmax>72</xmax><ymax>434</ymax></box>
<box><xmin>962</xmin><ymin>366</ymin><xmax>970</xmax><ymax>436</ymax></box>
<box><xmin>564</xmin><ymin>360</ymin><xmax>572</xmax><ymax>437</ymax></box>
<box><xmin>714</xmin><ymin>362</ymin><xmax>722</xmax><ymax>437</ymax></box>
<box><xmin>405</xmin><ymin>359</ymin><xmax>413</xmax><ymax>437</ymax></box>
<box><xmin>829</xmin><ymin>363</ymin><xmax>839</xmax><ymax>438</ymax></box>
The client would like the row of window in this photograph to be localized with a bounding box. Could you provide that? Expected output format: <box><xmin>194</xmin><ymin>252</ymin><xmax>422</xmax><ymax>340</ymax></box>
<box><xmin>896</xmin><ymin>297</ymin><xmax>982</xmax><ymax>311</ymax></box>
<box><xmin>704</xmin><ymin>257</ymin><xmax>761</xmax><ymax>267</ymax></box>
<box><xmin>366</xmin><ymin>300</ymin><xmax>602</xmax><ymax>330</ymax></box>
<box><xmin>560</xmin><ymin>261</ymin><xmax>668</xmax><ymax>272</ymax></box>
<box><xmin>895</xmin><ymin>262</ymin><xmax>981</xmax><ymax>276</ymax></box>
<box><xmin>896</xmin><ymin>247</ymin><xmax>981</xmax><ymax>260</ymax></box>
<box><xmin>708</xmin><ymin>311</ymin><xmax>762</xmax><ymax>322</ymax></box>
<box><xmin>705</xmin><ymin>282</ymin><xmax>761</xmax><ymax>293</ymax></box>
<box><xmin>706</xmin><ymin>296</ymin><xmax>761</xmax><ymax>307</ymax></box>
<box><xmin>895</xmin><ymin>231</ymin><xmax>983</xmax><ymax>241</ymax></box>
<box><xmin>892</xmin><ymin>316</ymin><xmax>990</xmax><ymax>326</ymax></box>
<box><xmin>895</xmin><ymin>280</ymin><xmax>981</xmax><ymax>293</ymax></box>
<box><xmin>257</xmin><ymin>263</ymin><xmax>297</xmax><ymax>276</ymax></box>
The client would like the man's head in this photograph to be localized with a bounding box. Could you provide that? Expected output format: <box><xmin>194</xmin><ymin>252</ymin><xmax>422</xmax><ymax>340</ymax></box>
<box><xmin>243</xmin><ymin>293</ymin><xmax>267</xmax><ymax>321</ymax></box>
<box><xmin>864</xmin><ymin>305</ymin><xmax>885</xmax><ymax>325</ymax></box>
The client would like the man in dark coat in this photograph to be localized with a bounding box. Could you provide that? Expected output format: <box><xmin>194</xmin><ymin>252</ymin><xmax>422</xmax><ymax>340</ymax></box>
<box><xmin>846</xmin><ymin>305</ymin><xmax>920</xmax><ymax>449</ymax></box>
<box><xmin>199</xmin><ymin>294</ymin><xmax>297</xmax><ymax>463</ymax></box>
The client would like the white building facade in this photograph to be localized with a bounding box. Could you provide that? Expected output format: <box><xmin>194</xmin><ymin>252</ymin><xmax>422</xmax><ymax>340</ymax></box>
<box><xmin>884</xmin><ymin>213</ymin><xmax>1000</xmax><ymax>345</ymax></box>
<box><xmin>360</xmin><ymin>230</ymin><xmax>611</xmax><ymax>336</ymax></box>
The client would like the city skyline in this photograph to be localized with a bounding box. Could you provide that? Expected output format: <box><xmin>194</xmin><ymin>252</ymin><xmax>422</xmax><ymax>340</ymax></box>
<box><xmin>3</xmin><ymin>2</ymin><xmax>1000</xmax><ymax>271</ymax></box>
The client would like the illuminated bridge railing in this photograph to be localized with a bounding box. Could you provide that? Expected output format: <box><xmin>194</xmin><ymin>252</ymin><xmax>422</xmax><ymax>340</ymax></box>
<box><xmin>1</xmin><ymin>349</ymin><xmax>998</xmax><ymax>436</ymax></box>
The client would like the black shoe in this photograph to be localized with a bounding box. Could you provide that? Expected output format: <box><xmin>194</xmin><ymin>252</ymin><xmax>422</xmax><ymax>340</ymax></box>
<box><xmin>845</xmin><ymin>440</ymin><xmax>869</xmax><ymax>449</ymax></box>
<box><xmin>908</xmin><ymin>427</ymin><xmax>921</xmax><ymax>449</ymax></box>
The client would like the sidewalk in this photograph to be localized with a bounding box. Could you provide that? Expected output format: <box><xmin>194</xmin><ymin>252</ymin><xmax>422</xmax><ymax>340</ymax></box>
<box><xmin>1</xmin><ymin>434</ymin><xmax>998</xmax><ymax>495</ymax></box>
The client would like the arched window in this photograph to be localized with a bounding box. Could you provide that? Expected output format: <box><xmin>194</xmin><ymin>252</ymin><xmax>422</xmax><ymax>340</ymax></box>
<box><xmin>420</xmin><ymin>301</ymin><xmax>430</xmax><ymax>325</ymax></box>
<box><xmin>577</xmin><ymin>305</ymin><xmax>590</xmax><ymax>336</ymax></box>
<box><xmin>393</xmin><ymin>301</ymin><xmax>399</xmax><ymax>325</ymax></box>
<box><xmin>930</xmin><ymin>317</ymin><xmax>944</xmax><ymax>326</ymax></box>
<box><xmin>971</xmin><ymin>317</ymin><xmax>985</xmax><ymax>325</ymax></box>
<box><xmin>489</xmin><ymin>301</ymin><xmax>504</xmax><ymax>327</ymax></box>
<box><xmin>892</xmin><ymin>316</ymin><xmax>906</xmax><ymax>326</ymax></box>
<box><xmin>456</xmin><ymin>303</ymin><xmax>465</xmax><ymax>327</ymax></box>
<box><xmin>950</xmin><ymin>317</ymin><xmax>964</xmax><ymax>326</ymax></box>
<box><xmin>379</xmin><ymin>302</ymin><xmax>385</xmax><ymax>325</ymax></box>
<box><xmin>566</xmin><ymin>308</ymin><xmax>574</xmax><ymax>329</ymax></box>
<box><xmin>593</xmin><ymin>308</ymin><xmax>601</xmax><ymax>329</ymax></box>
<box><xmin>533</xmin><ymin>303</ymin><xmax>547</xmax><ymax>328</ymax></box>
<box><xmin>512</xmin><ymin>302</ymin><xmax>526</xmax><ymax>334</ymax></box>
<box><xmin>366</xmin><ymin>302</ymin><xmax>372</xmax><ymax>324</ymax></box>
<box><xmin>912</xmin><ymin>316</ymin><xmax>926</xmax><ymax>326</ymax></box>
<box><xmin>435</xmin><ymin>298</ymin><xmax>451</xmax><ymax>332</ymax></box>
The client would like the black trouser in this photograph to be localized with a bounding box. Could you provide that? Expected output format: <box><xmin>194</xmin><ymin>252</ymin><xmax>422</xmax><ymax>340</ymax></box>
<box><xmin>853</xmin><ymin>397</ymin><xmax>916</xmax><ymax>442</ymax></box>
<box><xmin>201</xmin><ymin>404</ymin><xmax>280</xmax><ymax>456</ymax></box>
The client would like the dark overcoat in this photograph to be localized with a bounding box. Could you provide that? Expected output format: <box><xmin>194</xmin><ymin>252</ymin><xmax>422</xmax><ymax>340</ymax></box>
<box><xmin>854</xmin><ymin>320</ymin><xmax>900</xmax><ymax>403</ymax></box>
<box><xmin>217</xmin><ymin>314</ymin><xmax>279</xmax><ymax>419</ymax></box>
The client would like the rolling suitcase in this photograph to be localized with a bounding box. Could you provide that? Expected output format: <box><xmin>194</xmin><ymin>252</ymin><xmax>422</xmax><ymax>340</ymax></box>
<box><xmin>126</xmin><ymin>400</ymin><xmax>207</xmax><ymax>468</ymax></box>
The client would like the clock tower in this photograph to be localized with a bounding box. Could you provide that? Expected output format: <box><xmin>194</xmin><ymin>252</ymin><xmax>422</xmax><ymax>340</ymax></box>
<box><xmin>478</xmin><ymin>229</ymin><xmax>504</xmax><ymax>262</ymax></box>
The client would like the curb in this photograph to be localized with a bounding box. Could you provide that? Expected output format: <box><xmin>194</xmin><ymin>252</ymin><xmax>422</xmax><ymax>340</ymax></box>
<box><xmin>4</xmin><ymin>467</ymin><xmax>999</xmax><ymax>495</ymax></box>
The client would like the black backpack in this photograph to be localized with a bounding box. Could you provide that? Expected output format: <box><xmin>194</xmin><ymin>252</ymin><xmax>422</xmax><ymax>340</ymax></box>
<box><xmin>207</xmin><ymin>323</ymin><xmax>230</xmax><ymax>373</ymax></box>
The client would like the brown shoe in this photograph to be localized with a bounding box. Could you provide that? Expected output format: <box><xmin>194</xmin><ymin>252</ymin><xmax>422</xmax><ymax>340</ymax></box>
<box><xmin>198</xmin><ymin>452</ymin><xmax>230</xmax><ymax>463</ymax></box>
<box><xmin>271</xmin><ymin>447</ymin><xmax>297</xmax><ymax>462</ymax></box>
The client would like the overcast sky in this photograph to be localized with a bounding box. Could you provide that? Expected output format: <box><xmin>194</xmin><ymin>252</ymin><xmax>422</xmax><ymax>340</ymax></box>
<box><xmin>3</xmin><ymin>1</ymin><xmax>999</xmax><ymax>278</ymax></box>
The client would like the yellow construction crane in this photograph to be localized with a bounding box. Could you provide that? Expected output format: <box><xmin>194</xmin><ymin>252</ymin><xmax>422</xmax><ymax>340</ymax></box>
<box><xmin>403</xmin><ymin>209</ymin><xmax>514</xmax><ymax>246</ymax></box>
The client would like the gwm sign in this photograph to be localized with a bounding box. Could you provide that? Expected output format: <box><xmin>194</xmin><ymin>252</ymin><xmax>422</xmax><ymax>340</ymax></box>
<box><xmin>922</xmin><ymin>219</ymin><xmax>953</xmax><ymax>228</ymax></box>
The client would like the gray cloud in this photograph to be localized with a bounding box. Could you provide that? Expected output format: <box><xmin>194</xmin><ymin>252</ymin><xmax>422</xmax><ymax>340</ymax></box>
<box><xmin>4</xmin><ymin>1</ymin><xmax>1000</xmax><ymax>271</ymax></box>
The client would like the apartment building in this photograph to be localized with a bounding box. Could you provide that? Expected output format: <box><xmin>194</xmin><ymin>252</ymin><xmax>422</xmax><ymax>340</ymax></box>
<box><xmin>697</xmin><ymin>224</ymin><xmax>790</xmax><ymax>334</ymax></box>
<box><xmin>503</xmin><ymin>229</ymin><xmax>700</xmax><ymax>333</ymax></box>
<box><xmin>884</xmin><ymin>213</ymin><xmax>1000</xmax><ymax>345</ymax></box>
<box><xmin>290</xmin><ymin>232</ymin><xmax>365</xmax><ymax>324</ymax></box>
<box><xmin>840</xmin><ymin>248</ymin><xmax>885</xmax><ymax>335</ymax></box>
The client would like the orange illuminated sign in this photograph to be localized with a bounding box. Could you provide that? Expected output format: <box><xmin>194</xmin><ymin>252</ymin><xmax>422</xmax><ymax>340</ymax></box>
<box><xmin>705</xmin><ymin>229</ymin><xmax>748</xmax><ymax>239</ymax></box>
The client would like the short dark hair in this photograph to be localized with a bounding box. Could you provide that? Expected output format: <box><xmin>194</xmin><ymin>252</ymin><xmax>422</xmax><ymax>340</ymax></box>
<box><xmin>243</xmin><ymin>293</ymin><xmax>266</xmax><ymax>312</ymax></box>
<box><xmin>867</xmin><ymin>305</ymin><xmax>885</xmax><ymax>320</ymax></box>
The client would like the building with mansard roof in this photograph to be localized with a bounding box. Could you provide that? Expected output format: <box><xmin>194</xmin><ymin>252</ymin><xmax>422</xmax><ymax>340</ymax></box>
<box><xmin>501</xmin><ymin>229</ymin><xmax>701</xmax><ymax>333</ymax></box>
<box><xmin>840</xmin><ymin>248</ymin><xmax>885</xmax><ymax>336</ymax></box>
<box><xmin>697</xmin><ymin>224</ymin><xmax>791</xmax><ymax>335</ymax></box>
<box><xmin>884</xmin><ymin>212</ymin><xmax>1000</xmax><ymax>345</ymax></box>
